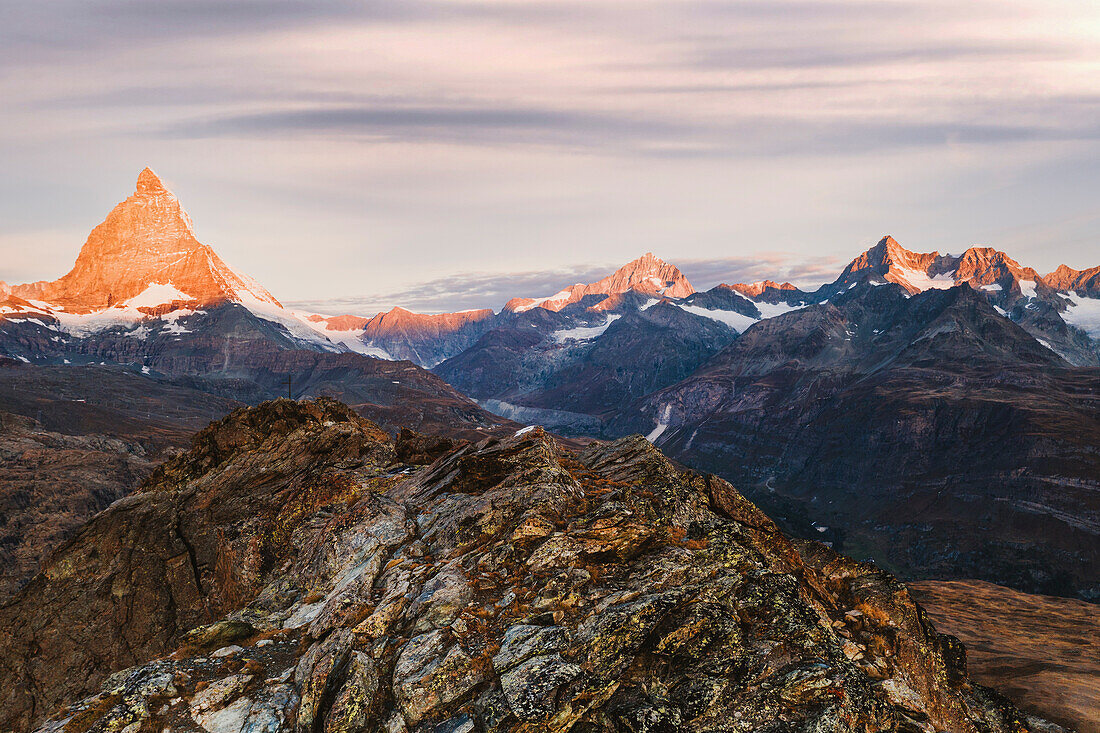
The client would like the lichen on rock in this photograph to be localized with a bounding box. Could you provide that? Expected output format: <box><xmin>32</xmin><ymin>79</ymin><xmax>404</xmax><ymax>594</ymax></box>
<box><xmin>2</xmin><ymin>399</ymin><xmax>1068</xmax><ymax>733</ymax></box>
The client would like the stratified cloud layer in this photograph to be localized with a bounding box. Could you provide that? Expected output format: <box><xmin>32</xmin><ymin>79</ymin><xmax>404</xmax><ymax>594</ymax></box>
<box><xmin>2</xmin><ymin>0</ymin><xmax>1100</xmax><ymax>304</ymax></box>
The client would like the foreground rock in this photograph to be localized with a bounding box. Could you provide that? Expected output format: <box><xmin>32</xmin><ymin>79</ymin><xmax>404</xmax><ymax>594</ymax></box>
<box><xmin>0</xmin><ymin>399</ymin><xmax>1064</xmax><ymax>732</ymax></box>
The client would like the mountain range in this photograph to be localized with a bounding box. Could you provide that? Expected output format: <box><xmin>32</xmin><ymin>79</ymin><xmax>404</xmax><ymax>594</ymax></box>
<box><xmin>2</xmin><ymin>169</ymin><xmax>1098</xmax><ymax>606</ymax></box>
<box><xmin>2</xmin><ymin>168</ymin><xmax>1099</xmax><ymax>732</ymax></box>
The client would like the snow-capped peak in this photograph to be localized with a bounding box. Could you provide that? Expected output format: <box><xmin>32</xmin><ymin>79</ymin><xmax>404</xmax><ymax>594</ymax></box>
<box><xmin>504</xmin><ymin>253</ymin><xmax>695</xmax><ymax>313</ymax></box>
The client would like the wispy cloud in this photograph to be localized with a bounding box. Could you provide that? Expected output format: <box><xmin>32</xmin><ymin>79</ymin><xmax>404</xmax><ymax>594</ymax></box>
<box><xmin>164</xmin><ymin>105</ymin><xmax>683</xmax><ymax>150</ymax></box>
<box><xmin>677</xmin><ymin>254</ymin><xmax>848</xmax><ymax>290</ymax></box>
<box><xmin>287</xmin><ymin>252</ymin><xmax>848</xmax><ymax>314</ymax></box>
<box><xmin>288</xmin><ymin>263</ymin><xmax>619</xmax><ymax>315</ymax></box>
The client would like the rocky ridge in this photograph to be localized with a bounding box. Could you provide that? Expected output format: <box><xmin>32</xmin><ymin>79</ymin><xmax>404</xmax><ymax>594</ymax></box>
<box><xmin>0</xmin><ymin>398</ymin><xmax>1063</xmax><ymax>733</ymax></box>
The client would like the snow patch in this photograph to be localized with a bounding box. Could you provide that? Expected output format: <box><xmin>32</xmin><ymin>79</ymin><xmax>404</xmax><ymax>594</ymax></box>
<box><xmin>894</xmin><ymin>267</ymin><xmax>956</xmax><ymax>292</ymax></box>
<box><xmin>754</xmin><ymin>301</ymin><xmax>807</xmax><ymax>319</ymax></box>
<box><xmin>1062</xmin><ymin>296</ymin><xmax>1100</xmax><ymax>338</ymax></box>
<box><xmin>550</xmin><ymin>314</ymin><xmax>621</xmax><ymax>342</ymax></box>
<box><xmin>677</xmin><ymin>304</ymin><xmax>757</xmax><ymax>333</ymax></box>
<box><xmin>981</xmin><ymin>283</ymin><xmax>1003</xmax><ymax>292</ymax></box>
<box><xmin>121</xmin><ymin>282</ymin><xmax>192</xmax><ymax>309</ymax></box>
<box><xmin>646</xmin><ymin>404</ymin><xmax>672</xmax><ymax>443</ymax></box>
<box><xmin>124</xmin><ymin>326</ymin><xmax>152</xmax><ymax>339</ymax></box>
<box><xmin>514</xmin><ymin>425</ymin><xmax>538</xmax><ymax>437</ymax></box>
<box><xmin>1018</xmin><ymin>280</ymin><xmax>1038</xmax><ymax>299</ymax></box>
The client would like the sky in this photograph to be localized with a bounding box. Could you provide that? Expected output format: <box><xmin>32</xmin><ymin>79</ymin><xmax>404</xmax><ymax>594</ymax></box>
<box><xmin>2</xmin><ymin>0</ymin><xmax>1099</xmax><ymax>314</ymax></box>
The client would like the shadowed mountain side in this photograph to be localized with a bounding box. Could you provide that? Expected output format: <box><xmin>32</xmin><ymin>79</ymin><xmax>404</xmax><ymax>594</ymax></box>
<box><xmin>614</xmin><ymin>285</ymin><xmax>1100</xmax><ymax>600</ymax></box>
<box><xmin>435</xmin><ymin>302</ymin><xmax>739</xmax><ymax>420</ymax></box>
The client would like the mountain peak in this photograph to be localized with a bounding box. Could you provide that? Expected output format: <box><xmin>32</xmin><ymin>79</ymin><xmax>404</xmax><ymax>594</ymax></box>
<box><xmin>506</xmin><ymin>253</ymin><xmax>695</xmax><ymax>313</ymax></box>
<box><xmin>602</xmin><ymin>252</ymin><xmax>694</xmax><ymax>298</ymax></box>
<box><xmin>10</xmin><ymin>169</ymin><xmax>280</xmax><ymax>313</ymax></box>
<box><xmin>834</xmin><ymin>236</ymin><xmax>945</xmax><ymax>293</ymax></box>
<box><xmin>729</xmin><ymin>280</ymin><xmax>797</xmax><ymax>298</ymax></box>
<box><xmin>135</xmin><ymin>167</ymin><xmax>167</xmax><ymax>194</ymax></box>
<box><xmin>1044</xmin><ymin>262</ymin><xmax>1100</xmax><ymax>293</ymax></box>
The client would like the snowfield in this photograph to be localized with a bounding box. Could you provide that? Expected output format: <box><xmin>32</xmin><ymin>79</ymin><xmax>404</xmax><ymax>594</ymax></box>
<box><xmin>1062</xmin><ymin>296</ymin><xmax>1100</xmax><ymax>338</ymax></box>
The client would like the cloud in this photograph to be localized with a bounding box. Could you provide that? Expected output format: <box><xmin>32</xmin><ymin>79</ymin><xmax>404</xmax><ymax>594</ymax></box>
<box><xmin>677</xmin><ymin>254</ymin><xmax>848</xmax><ymax>290</ymax></box>
<box><xmin>288</xmin><ymin>263</ymin><xmax>619</xmax><ymax>315</ymax></box>
<box><xmin>155</xmin><ymin>102</ymin><xmax>1100</xmax><ymax>158</ymax></box>
<box><xmin>287</xmin><ymin>252</ymin><xmax>849</xmax><ymax>315</ymax></box>
<box><xmin>4</xmin><ymin>0</ymin><xmax>1100</xmax><ymax>295</ymax></box>
<box><xmin>163</xmin><ymin>105</ymin><xmax>682</xmax><ymax>150</ymax></box>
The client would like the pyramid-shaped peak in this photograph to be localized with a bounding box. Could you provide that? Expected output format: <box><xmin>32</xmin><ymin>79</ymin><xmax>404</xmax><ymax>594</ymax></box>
<box><xmin>136</xmin><ymin>167</ymin><xmax>167</xmax><ymax>194</ymax></box>
<box><xmin>9</xmin><ymin>169</ymin><xmax>281</xmax><ymax>313</ymax></box>
<box><xmin>869</xmin><ymin>235</ymin><xmax>911</xmax><ymax>259</ymax></box>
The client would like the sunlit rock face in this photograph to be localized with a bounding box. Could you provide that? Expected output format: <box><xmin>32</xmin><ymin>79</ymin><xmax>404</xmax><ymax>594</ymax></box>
<box><xmin>504</xmin><ymin>252</ymin><xmax>695</xmax><ymax>313</ymax></box>
<box><xmin>11</xmin><ymin>168</ymin><xmax>280</xmax><ymax>314</ymax></box>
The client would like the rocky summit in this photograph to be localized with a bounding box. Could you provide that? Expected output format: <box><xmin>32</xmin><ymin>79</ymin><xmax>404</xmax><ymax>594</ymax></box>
<box><xmin>0</xmin><ymin>399</ymin><xmax>1062</xmax><ymax>733</ymax></box>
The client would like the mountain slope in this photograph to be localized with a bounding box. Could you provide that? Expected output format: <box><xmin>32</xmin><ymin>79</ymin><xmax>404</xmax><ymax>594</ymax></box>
<box><xmin>612</xmin><ymin>284</ymin><xmax>1100</xmax><ymax>600</ymax></box>
<box><xmin>434</xmin><ymin>298</ymin><xmax>746</xmax><ymax>433</ymax></box>
<box><xmin>0</xmin><ymin>399</ymin><xmax>1061</xmax><ymax>733</ymax></box>
<box><xmin>911</xmin><ymin>579</ymin><xmax>1100</xmax><ymax>733</ymax></box>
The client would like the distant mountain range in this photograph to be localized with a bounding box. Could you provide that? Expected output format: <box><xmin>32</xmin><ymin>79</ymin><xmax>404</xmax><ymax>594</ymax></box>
<box><xmin>2</xmin><ymin>168</ymin><xmax>1098</xmax><ymax>601</ymax></box>
<box><xmin>0</xmin><ymin>169</ymin><xmax>507</xmax><ymax>438</ymax></box>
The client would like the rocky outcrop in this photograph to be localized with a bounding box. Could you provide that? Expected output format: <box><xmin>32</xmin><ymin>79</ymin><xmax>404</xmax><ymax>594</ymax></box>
<box><xmin>11</xmin><ymin>168</ymin><xmax>280</xmax><ymax>314</ymax></box>
<box><xmin>0</xmin><ymin>399</ymin><xmax>392</xmax><ymax>731</ymax></box>
<box><xmin>0</xmin><ymin>399</ymin><xmax>1063</xmax><ymax>733</ymax></box>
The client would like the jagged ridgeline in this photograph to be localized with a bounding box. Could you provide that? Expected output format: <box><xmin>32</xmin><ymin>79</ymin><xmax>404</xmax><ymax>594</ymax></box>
<box><xmin>3</xmin><ymin>400</ymin><xmax>1063</xmax><ymax>733</ymax></box>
